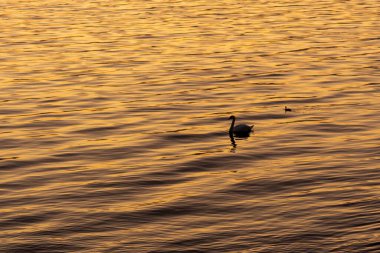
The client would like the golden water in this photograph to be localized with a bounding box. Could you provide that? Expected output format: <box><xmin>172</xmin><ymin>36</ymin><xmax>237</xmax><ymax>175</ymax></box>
<box><xmin>1</xmin><ymin>1</ymin><xmax>380</xmax><ymax>252</ymax></box>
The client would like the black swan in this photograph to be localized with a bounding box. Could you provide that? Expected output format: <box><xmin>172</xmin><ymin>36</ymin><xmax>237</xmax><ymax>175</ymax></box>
<box><xmin>229</xmin><ymin>115</ymin><xmax>254</xmax><ymax>137</ymax></box>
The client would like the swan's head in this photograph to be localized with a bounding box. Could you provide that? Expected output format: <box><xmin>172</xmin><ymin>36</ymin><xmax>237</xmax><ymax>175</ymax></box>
<box><xmin>229</xmin><ymin>115</ymin><xmax>235</xmax><ymax>120</ymax></box>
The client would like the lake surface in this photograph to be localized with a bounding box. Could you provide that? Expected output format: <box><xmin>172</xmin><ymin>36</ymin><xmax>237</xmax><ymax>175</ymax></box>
<box><xmin>1</xmin><ymin>0</ymin><xmax>380</xmax><ymax>252</ymax></box>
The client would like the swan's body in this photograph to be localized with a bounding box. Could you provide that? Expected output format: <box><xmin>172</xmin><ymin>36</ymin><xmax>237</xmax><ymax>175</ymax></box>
<box><xmin>229</xmin><ymin>115</ymin><xmax>253</xmax><ymax>137</ymax></box>
<box><xmin>285</xmin><ymin>106</ymin><xmax>292</xmax><ymax>112</ymax></box>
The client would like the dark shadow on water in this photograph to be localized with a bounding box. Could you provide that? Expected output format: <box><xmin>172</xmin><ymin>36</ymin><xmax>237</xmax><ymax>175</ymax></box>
<box><xmin>229</xmin><ymin>133</ymin><xmax>237</xmax><ymax>153</ymax></box>
<box><xmin>229</xmin><ymin>132</ymin><xmax>251</xmax><ymax>152</ymax></box>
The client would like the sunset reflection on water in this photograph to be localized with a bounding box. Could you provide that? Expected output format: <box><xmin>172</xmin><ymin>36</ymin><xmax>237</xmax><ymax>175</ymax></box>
<box><xmin>1</xmin><ymin>0</ymin><xmax>380</xmax><ymax>252</ymax></box>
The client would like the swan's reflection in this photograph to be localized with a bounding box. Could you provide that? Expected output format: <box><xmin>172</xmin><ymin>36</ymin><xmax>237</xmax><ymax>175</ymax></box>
<box><xmin>229</xmin><ymin>133</ymin><xmax>237</xmax><ymax>152</ymax></box>
<box><xmin>229</xmin><ymin>132</ymin><xmax>253</xmax><ymax>152</ymax></box>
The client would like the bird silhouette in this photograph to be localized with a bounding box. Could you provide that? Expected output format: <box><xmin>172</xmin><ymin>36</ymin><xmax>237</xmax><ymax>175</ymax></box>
<box><xmin>228</xmin><ymin>115</ymin><xmax>254</xmax><ymax>137</ymax></box>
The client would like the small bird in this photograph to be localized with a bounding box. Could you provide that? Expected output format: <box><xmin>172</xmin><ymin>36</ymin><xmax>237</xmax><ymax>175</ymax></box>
<box><xmin>284</xmin><ymin>106</ymin><xmax>292</xmax><ymax>112</ymax></box>
<box><xmin>228</xmin><ymin>115</ymin><xmax>254</xmax><ymax>137</ymax></box>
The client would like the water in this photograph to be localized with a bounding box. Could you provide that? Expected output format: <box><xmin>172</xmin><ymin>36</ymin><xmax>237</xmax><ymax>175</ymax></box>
<box><xmin>1</xmin><ymin>1</ymin><xmax>380</xmax><ymax>252</ymax></box>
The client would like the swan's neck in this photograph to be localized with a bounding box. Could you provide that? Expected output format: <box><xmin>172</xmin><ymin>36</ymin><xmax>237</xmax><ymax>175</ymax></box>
<box><xmin>229</xmin><ymin>118</ymin><xmax>235</xmax><ymax>134</ymax></box>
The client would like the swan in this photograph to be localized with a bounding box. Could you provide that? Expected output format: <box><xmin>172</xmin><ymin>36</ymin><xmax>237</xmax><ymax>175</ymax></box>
<box><xmin>229</xmin><ymin>115</ymin><xmax>254</xmax><ymax>137</ymax></box>
<box><xmin>284</xmin><ymin>106</ymin><xmax>292</xmax><ymax>112</ymax></box>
